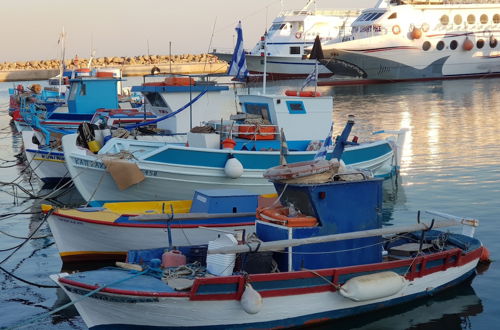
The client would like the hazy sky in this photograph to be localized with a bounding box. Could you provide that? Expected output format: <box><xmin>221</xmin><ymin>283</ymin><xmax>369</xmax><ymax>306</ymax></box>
<box><xmin>0</xmin><ymin>0</ymin><xmax>373</xmax><ymax>62</ymax></box>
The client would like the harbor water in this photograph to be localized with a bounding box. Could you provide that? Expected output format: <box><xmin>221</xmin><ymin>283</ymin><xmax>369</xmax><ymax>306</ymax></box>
<box><xmin>0</xmin><ymin>77</ymin><xmax>499</xmax><ymax>329</ymax></box>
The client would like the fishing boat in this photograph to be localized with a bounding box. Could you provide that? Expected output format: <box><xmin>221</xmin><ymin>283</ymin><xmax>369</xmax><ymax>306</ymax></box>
<box><xmin>320</xmin><ymin>0</ymin><xmax>500</xmax><ymax>81</ymax></box>
<box><xmin>44</xmin><ymin>189</ymin><xmax>265</xmax><ymax>263</ymax></box>
<box><xmin>214</xmin><ymin>2</ymin><xmax>361</xmax><ymax>79</ymax></box>
<box><xmin>50</xmin><ymin>157</ymin><xmax>484</xmax><ymax>329</ymax></box>
<box><xmin>62</xmin><ymin>92</ymin><xmax>408</xmax><ymax>203</ymax></box>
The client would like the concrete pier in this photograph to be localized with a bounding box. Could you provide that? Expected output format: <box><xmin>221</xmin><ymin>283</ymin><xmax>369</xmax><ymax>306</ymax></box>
<box><xmin>0</xmin><ymin>54</ymin><xmax>229</xmax><ymax>82</ymax></box>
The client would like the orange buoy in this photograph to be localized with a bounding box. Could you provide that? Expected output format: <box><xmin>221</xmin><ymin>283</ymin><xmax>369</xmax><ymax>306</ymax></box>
<box><xmin>480</xmin><ymin>247</ymin><xmax>491</xmax><ymax>263</ymax></box>
<box><xmin>463</xmin><ymin>38</ymin><xmax>474</xmax><ymax>51</ymax></box>
<box><xmin>411</xmin><ymin>27</ymin><xmax>422</xmax><ymax>40</ymax></box>
<box><xmin>222</xmin><ymin>138</ymin><xmax>236</xmax><ymax>149</ymax></box>
<box><xmin>392</xmin><ymin>25</ymin><xmax>401</xmax><ymax>35</ymax></box>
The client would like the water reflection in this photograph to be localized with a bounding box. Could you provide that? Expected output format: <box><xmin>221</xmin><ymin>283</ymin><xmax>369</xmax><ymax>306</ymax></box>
<box><xmin>312</xmin><ymin>281</ymin><xmax>482</xmax><ymax>330</ymax></box>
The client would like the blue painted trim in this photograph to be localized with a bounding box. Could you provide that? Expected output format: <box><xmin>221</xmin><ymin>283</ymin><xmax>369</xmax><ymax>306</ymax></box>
<box><xmin>25</xmin><ymin>148</ymin><xmax>65</xmax><ymax>157</ymax></box>
<box><xmin>285</xmin><ymin>100</ymin><xmax>306</xmax><ymax>114</ymax></box>
<box><xmin>88</xmin><ymin>270</ymin><xmax>477</xmax><ymax>330</ymax></box>
<box><xmin>131</xmin><ymin>85</ymin><xmax>229</xmax><ymax>93</ymax></box>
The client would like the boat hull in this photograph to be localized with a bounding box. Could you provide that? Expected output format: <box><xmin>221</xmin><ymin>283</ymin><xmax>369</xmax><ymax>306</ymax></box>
<box><xmin>53</xmin><ymin>247</ymin><xmax>481</xmax><ymax>329</ymax></box>
<box><xmin>63</xmin><ymin>134</ymin><xmax>399</xmax><ymax>203</ymax></box>
<box><xmin>22</xmin><ymin>130</ymin><xmax>69</xmax><ymax>182</ymax></box>
<box><xmin>48</xmin><ymin>212</ymin><xmax>254</xmax><ymax>263</ymax></box>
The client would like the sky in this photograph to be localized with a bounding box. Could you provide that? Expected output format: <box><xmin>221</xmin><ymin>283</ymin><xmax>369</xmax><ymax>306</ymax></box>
<box><xmin>0</xmin><ymin>0</ymin><xmax>374</xmax><ymax>62</ymax></box>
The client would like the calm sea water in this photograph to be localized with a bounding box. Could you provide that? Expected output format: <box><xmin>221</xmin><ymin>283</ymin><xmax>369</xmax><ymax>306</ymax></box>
<box><xmin>0</xmin><ymin>77</ymin><xmax>499</xmax><ymax>329</ymax></box>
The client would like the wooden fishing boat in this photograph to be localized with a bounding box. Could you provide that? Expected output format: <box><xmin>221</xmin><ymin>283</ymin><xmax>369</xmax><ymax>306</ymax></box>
<box><xmin>51</xmin><ymin>159</ymin><xmax>484</xmax><ymax>329</ymax></box>
<box><xmin>45</xmin><ymin>189</ymin><xmax>265</xmax><ymax>263</ymax></box>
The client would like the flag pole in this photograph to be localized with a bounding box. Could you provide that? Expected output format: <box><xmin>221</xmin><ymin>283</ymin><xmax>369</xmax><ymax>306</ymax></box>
<box><xmin>262</xmin><ymin>31</ymin><xmax>268</xmax><ymax>94</ymax></box>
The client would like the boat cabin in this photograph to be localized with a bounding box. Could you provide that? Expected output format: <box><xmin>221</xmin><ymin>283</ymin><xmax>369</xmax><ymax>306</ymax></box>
<box><xmin>131</xmin><ymin>76</ymin><xmax>238</xmax><ymax>134</ymax></box>
<box><xmin>67</xmin><ymin>78</ymin><xmax>120</xmax><ymax>114</ymax></box>
<box><xmin>257</xmin><ymin>177</ymin><xmax>383</xmax><ymax>271</ymax></box>
<box><xmin>193</xmin><ymin>93</ymin><xmax>333</xmax><ymax>151</ymax></box>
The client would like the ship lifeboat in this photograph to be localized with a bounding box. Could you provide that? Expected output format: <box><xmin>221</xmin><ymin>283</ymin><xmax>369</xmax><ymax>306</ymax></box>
<box><xmin>257</xmin><ymin>206</ymin><xmax>318</xmax><ymax>227</ymax></box>
<box><xmin>411</xmin><ymin>27</ymin><xmax>422</xmax><ymax>40</ymax></box>
<box><xmin>263</xmin><ymin>159</ymin><xmax>338</xmax><ymax>183</ymax></box>
<box><xmin>463</xmin><ymin>38</ymin><xmax>474</xmax><ymax>51</ymax></box>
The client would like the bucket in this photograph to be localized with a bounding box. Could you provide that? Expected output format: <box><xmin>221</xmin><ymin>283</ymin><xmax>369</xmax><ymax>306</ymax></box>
<box><xmin>161</xmin><ymin>250</ymin><xmax>187</xmax><ymax>268</ymax></box>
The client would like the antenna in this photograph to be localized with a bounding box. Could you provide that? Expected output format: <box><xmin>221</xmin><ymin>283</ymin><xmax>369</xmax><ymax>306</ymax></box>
<box><xmin>262</xmin><ymin>31</ymin><xmax>268</xmax><ymax>94</ymax></box>
<box><xmin>204</xmin><ymin>16</ymin><xmax>218</xmax><ymax>73</ymax></box>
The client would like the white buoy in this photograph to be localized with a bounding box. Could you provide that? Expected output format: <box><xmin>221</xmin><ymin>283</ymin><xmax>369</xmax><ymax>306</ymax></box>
<box><xmin>224</xmin><ymin>156</ymin><xmax>244</xmax><ymax>178</ymax></box>
<box><xmin>240</xmin><ymin>283</ymin><xmax>263</xmax><ymax>314</ymax></box>
<box><xmin>339</xmin><ymin>271</ymin><xmax>406</xmax><ymax>302</ymax></box>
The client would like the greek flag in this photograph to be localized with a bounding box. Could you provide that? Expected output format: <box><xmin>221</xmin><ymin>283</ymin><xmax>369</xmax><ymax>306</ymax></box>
<box><xmin>301</xmin><ymin>63</ymin><xmax>318</xmax><ymax>90</ymax></box>
<box><xmin>314</xmin><ymin>123</ymin><xmax>334</xmax><ymax>160</ymax></box>
<box><xmin>228</xmin><ymin>21</ymin><xmax>249</xmax><ymax>81</ymax></box>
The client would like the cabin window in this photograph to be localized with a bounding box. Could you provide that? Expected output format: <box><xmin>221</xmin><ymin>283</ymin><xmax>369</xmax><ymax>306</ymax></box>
<box><xmin>243</xmin><ymin>103</ymin><xmax>271</xmax><ymax>121</ymax></box>
<box><xmin>450</xmin><ymin>40</ymin><xmax>458</xmax><ymax>50</ymax></box>
<box><xmin>454</xmin><ymin>15</ymin><xmax>462</xmax><ymax>25</ymax></box>
<box><xmin>388</xmin><ymin>13</ymin><xmax>397</xmax><ymax>19</ymax></box>
<box><xmin>68</xmin><ymin>82</ymin><xmax>80</xmax><ymax>100</ymax></box>
<box><xmin>290</xmin><ymin>46</ymin><xmax>301</xmax><ymax>55</ymax></box>
<box><xmin>440</xmin><ymin>15</ymin><xmax>449</xmax><ymax>25</ymax></box>
<box><xmin>480</xmin><ymin>14</ymin><xmax>488</xmax><ymax>24</ymax></box>
<box><xmin>436</xmin><ymin>41</ymin><xmax>445</xmax><ymax>50</ymax></box>
<box><xmin>490</xmin><ymin>38</ymin><xmax>498</xmax><ymax>48</ymax></box>
<box><xmin>286</xmin><ymin>101</ymin><xmax>306</xmax><ymax>114</ymax></box>
<box><xmin>494</xmin><ymin>14</ymin><xmax>500</xmax><ymax>24</ymax></box>
<box><xmin>80</xmin><ymin>83</ymin><xmax>86</xmax><ymax>96</ymax></box>
<box><xmin>270</xmin><ymin>23</ymin><xmax>285</xmax><ymax>31</ymax></box>
<box><xmin>467</xmin><ymin>14</ymin><xmax>476</xmax><ymax>24</ymax></box>
<box><xmin>422</xmin><ymin>41</ymin><xmax>431</xmax><ymax>51</ymax></box>
<box><xmin>477</xmin><ymin>39</ymin><xmax>485</xmax><ymax>49</ymax></box>
<box><xmin>144</xmin><ymin>92</ymin><xmax>168</xmax><ymax>107</ymax></box>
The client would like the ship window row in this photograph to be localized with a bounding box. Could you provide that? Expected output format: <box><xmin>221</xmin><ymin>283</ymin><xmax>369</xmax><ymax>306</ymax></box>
<box><xmin>441</xmin><ymin>13</ymin><xmax>500</xmax><ymax>25</ymax></box>
<box><xmin>354</xmin><ymin>12</ymin><xmax>384</xmax><ymax>22</ymax></box>
<box><xmin>270</xmin><ymin>23</ymin><xmax>287</xmax><ymax>31</ymax></box>
<box><xmin>422</xmin><ymin>38</ymin><xmax>498</xmax><ymax>51</ymax></box>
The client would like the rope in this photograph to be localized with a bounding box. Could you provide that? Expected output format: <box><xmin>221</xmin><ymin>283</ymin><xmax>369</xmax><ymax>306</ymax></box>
<box><xmin>0</xmin><ymin>265</ymin><xmax>57</xmax><ymax>289</ymax></box>
<box><xmin>0</xmin><ymin>211</ymin><xmax>51</xmax><ymax>265</ymax></box>
<box><xmin>122</xmin><ymin>88</ymin><xmax>209</xmax><ymax>130</ymax></box>
<box><xmin>5</xmin><ymin>268</ymin><xmax>150</xmax><ymax>330</ymax></box>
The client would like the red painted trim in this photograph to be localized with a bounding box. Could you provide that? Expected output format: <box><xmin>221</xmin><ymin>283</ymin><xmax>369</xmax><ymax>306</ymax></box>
<box><xmin>59</xmin><ymin>278</ymin><xmax>189</xmax><ymax>297</ymax></box>
<box><xmin>318</xmin><ymin>73</ymin><xmax>500</xmax><ymax>86</ymax></box>
<box><xmin>60</xmin><ymin>247</ymin><xmax>483</xmax><ymax>301</ymax></box>
<box><xmin>52</xmin><ymin>212</ymin><xmax>253</xmax><ymax>229</ymax></box>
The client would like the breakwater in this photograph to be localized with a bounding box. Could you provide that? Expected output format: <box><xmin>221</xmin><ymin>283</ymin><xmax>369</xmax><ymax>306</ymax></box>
<box><xmin>0</xmin><ymin>54</ymin><xmax>228</xmax><ymax>82</ymax></box>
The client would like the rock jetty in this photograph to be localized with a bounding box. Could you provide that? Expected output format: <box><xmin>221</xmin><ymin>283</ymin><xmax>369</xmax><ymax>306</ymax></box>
<box><xmin>0</xmin><ymin>54</ymin><xmax>229</xmax><ymax>82</ymax></box>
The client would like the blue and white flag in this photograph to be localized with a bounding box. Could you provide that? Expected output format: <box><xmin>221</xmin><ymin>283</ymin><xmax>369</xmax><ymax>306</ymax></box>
<box><xmin>280</xmin><ymin>128</ymin><xmax>289</xmax><ymax>165</ymax></box>
<box><xmin>228</xmin><ymin>21</ymin><xmax>249</xmax><ymax>81</ymax></box>
<box><xmin>314</xmin><ymin>123</ymin><xmax>334</xmax><ymax>160</ymax></box>
<box><xmin>301</xmin><ymin>63</ymin><xmax>318</xmax><ymax>90</ymax></box>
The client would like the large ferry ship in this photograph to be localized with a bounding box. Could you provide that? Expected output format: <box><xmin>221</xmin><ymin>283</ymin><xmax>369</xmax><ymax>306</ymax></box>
<box><xmin>215</xmin><ymin>2</ymin><xmax>360</xmax><ymax>79</ymax></box>
<box><xmin>320</xmin><ymin>0</ymin><xmax>500</xmax><ymax>81</ymax></box>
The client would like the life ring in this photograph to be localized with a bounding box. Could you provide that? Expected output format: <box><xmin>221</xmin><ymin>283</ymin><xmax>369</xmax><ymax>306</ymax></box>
<box><xmin>392</xmin><ymin>25</ymin><xmax>401</xmax><ymax>35</ymax></box>
<box><xmin>151</xmin><ymin>66</ymin><xmax>161</xmax><ymax>75</ymax></box>
<box><xmin>295</xmin><ymin>32</ymin><xmax>302</xmax><ymax>39</ymax></box>
<box><xmin>257</xmin><ymin>206</ymin><xmax>318</xmax><ymax>227</ymax></box>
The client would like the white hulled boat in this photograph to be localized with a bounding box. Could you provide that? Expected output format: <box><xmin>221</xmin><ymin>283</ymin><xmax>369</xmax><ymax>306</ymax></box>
<box><xmin>321</xmin><ymin>0</ymin><xmax>500</xmax><ymax>81</ymax></box>
<box><xmin>214</xmin><ymin>2</ymin><xmax>360</xmax><ymax>79</ymax></box>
